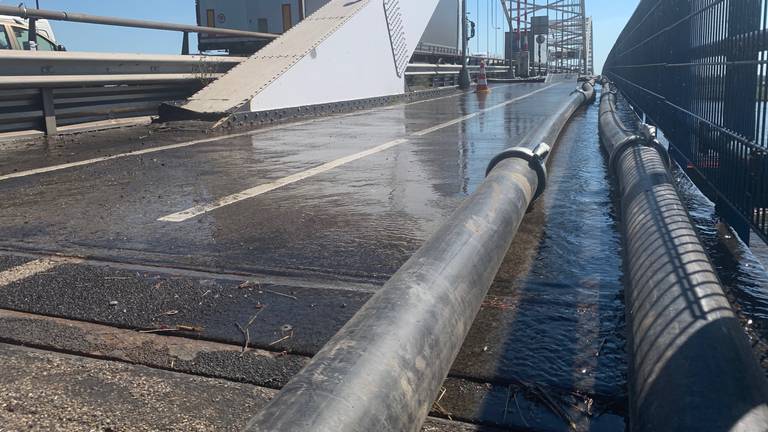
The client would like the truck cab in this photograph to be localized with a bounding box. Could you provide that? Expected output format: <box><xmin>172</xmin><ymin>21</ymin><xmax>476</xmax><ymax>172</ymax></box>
<box><xmin>0</xmin><ymin>16</ymin><xmax>61</xmax><ymax>51</ymax></box>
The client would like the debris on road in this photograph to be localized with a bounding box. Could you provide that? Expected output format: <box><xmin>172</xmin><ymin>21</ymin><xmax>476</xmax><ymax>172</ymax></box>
<box><xmin>138</xmin><ymin>324</ymin><xmax>204</xmax><ymax>334</ymax></box>
<box><xmin>264</xmin><ymin>289</ymin><xmax>297</xmax><ymax>300</ymax></box>
<box><xmin>153</xmin><ymin>310</ymin><xmax>179</xmax><ymax>319</ymax></box>
<box><xmin>235</xmin><ymin>305</ymin><xmax>267</xmax><ymax>354</ymax></box>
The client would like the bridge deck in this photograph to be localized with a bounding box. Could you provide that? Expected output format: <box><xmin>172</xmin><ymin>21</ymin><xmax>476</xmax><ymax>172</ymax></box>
<box><xmin>0</xmin><ymin>82</ymin><xmax>628</xmax><ymax>431</ymax></box>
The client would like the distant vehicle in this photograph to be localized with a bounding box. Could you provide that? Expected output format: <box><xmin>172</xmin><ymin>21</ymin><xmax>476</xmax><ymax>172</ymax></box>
<box><xmin>195</xmin><ymin>0</ymin><xmax>460</xmax><ymax>58</ymax></box>
<box><xmin>0</xmin><ymin>15</ymin><xmax>63</xmax><ymax>51</ymax></box>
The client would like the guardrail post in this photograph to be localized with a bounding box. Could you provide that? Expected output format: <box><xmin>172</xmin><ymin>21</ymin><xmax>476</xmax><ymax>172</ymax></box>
<box><xmin>40</xmin><ymin>88</ymin><xmax>57</xmax><ymax>135</ymax></box>
<box><xmin>181</xmin><ymin>31</ymin><xmax>190</xmax><ymax>55</ymax></box>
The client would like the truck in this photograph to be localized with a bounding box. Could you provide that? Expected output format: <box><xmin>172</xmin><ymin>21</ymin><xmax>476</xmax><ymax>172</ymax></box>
<box><xmin>0</xmin><ymin>15</ymin><xmax>60</xmax><ymax>51</ymax></box>
<box><xmin>195</xmin><ymin>0</ymin><xmax>461</xmax><ymax>60</ymax></box>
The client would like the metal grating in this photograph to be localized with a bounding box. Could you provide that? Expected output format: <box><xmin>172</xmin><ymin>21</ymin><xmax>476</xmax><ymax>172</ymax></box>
<box><xmin>604</xmin><ymin>0</ymin><xmax>768</xmax><ymax>245</ymax></box>
<box><xmin>383</xmin><ymin>0</ymin><xmax>409</xmax><ymax>77</ymax></box>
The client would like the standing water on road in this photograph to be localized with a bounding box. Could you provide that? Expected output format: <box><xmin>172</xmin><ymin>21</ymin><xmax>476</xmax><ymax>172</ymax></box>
<box><xmin>672</xmin><ymin>159</ymin><xmax>768</xmax><ymax>374</ymax></box>
<box><xmin>451</xmin><ymin>89</ymin><xmax>628</xmax><ymax>431</ymax></box>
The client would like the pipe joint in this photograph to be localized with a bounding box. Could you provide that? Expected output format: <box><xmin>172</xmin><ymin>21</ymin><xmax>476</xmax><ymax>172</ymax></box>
<box><xmin>571</xmin><ymin>88</ymin><xmax>589</xmax><ymax>101</ymax></box>
<box><xmin>607</xmin><ymin>129</ymin><xmax>670</xmax><ymax>174</ymax></box>
<box><xmin>486</xmin><ymin>142</ymin><xmax>550</xmax><ymax>201</ymax></box>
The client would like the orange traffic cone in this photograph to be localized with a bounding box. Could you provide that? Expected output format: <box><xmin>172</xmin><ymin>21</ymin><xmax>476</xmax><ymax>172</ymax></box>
<box><xmin>476</xmin><ymin>60</ymin><xmax>490</xmax><ymax>93</ymax></box>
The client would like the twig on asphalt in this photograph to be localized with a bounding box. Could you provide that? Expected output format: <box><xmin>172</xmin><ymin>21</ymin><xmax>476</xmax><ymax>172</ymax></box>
<box><xmin>595</xmin><ymin>337</ymin><xmax>607</xmax><ymax>357</ymax></box>
<box><xmin>514</xmin><ymin>391</ymin><xmax>529</xmax><ymax>427</ymax></box>
<box><xmin>236</xmin><ymin>323</ymin><xmax>250</xmax><ymax>355</ymax></box>
<box><xmin>527</xmin><ymin>383</ymin><xmax>576</xmax><ymax>431</ymax></box>
<box><xmin>503</xmin><ymin>386</ymin><xmax>511</xmax><ymax>423</ymax></box>
<box><xmin>138</xmin><ymin>324</ymin><xmax>203</xmax><ymax>333</ymax></box>
<box><xmin>268</xmin><ymin>333</ymin><xmax>293</xmax><ymax>346</ymax></box>
<box><xmin>153</xmin><ymin>310</ymin><xmax>179</xmax><ymax>319</ymax></box>
<box><xmin>235</xmin><ymin>305</ymin><xmax>267</xmax><ymax>354</ymax></box>
<box><xmin>264</xmin><ymin>289</ymin><xmax>298</xmax><ymax>300</ymax></box>
<box><xmin>139</xmin><ymin>327</ymin><xmax>179</xmax><ymax>334</ymax></box>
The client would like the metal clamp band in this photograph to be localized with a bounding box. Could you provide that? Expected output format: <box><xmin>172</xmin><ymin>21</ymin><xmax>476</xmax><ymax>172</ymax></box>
<box><xmin>571</xmin><ymin>88</ymin><xmax>588</xmax><ymax>99</ymax></box>
<box><xmin>609</xmin><ymin>134</ymin><xmax>671</xmax><ymax>173</ymax></box>
<box><xmin>486</xmin><ymin>143</ymin><xmax>550</xmax><ymax>202</ymax></box>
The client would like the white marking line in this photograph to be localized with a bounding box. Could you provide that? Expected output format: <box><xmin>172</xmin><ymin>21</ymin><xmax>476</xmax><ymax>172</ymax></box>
<box><xmin>0</xmin><ymin>87</ymin><xmax>483</xmax><ymax>183</ymax></box>
<box><xmin>160</xmin><ymin>84</ymin><xmax>557</xmax><ymax>222</ymax></box>
<box><xmin>0</xmin><ymin>120</ymin><xmax>319</xmax><ymax>182</ymax></box>
<box><xmin>159</xmin><ymin>138</ymin><xmax>409</xmax><ymax>222</ymax></box>
<box><xmin>411</xmin><ymin>88</ymin><xmax>546</xmax><ymax>136</ymax></box>
<box><xmin>0</xmin><ymin>257</ymin><xmax>79</xmax><ymax>287</ymax></box>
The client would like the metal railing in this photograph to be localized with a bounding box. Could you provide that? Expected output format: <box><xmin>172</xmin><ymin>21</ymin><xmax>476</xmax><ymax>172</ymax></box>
<box><xmin>603</xmin><ymin>0</ymin><xmax>768</xmax><ymax>244</ymax></box>
<box><xmin>0</xmin><ymin>52</ymin><xmax>501</xmax><ymax>137</ymax></box>
<box><xmin>0</xmin><ymin>52</ymin><xmax>241</xmax><ymax>135</ymax></box>
<box><xmin>0</xmin><ymin>4</ymin><xmax>276</xmax><ymax>55</ymax></box>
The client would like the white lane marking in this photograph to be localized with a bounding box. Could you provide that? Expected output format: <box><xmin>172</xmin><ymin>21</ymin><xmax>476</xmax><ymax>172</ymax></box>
<box><xmin>160</xmin><ymin>138</ymin><xmax>410</xmax><ymax>222</ymax></box>
<box><xmin>411</xmin><ymin>85</ymin><xmax>554</xmax><ymax>136</ymax></box>
<box><xmin>0</xmin><ymin>87</ymin><xmax>488</xmax><ymax>183</ymax></box>
<box><xmin>0</xmin><ymin>120</ymin><xmax>321</xmax><ymax>182</ymax></box>
<box><xmin>0</xmin><ymin>257</ymin><xmax>80</xmax><ymax>287</ymax></box>
<box><xmin>160</xmin><ymin>84</ymin><xmax>557</xmax><ymax>222</ymax></box>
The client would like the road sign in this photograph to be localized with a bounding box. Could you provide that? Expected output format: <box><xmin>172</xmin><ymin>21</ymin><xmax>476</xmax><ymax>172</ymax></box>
<box><xmin>531</xmin><ymin>16</ymin><xmax>549</xmax><ymax>35</ymax></box>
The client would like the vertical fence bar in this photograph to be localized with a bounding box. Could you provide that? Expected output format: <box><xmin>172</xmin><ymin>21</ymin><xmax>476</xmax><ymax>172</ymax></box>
<box><xmin>604</xmin><ymin>0</ymin><xmax>768</xmax><ymax>245</ymax></box>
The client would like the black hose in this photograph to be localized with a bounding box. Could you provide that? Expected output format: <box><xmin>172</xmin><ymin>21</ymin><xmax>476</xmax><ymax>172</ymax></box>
<box><xmin>599</xmin><ymin>80</ymin><xmax>768</xmax><ymax>432</ymax></box>
<box><xmin>243</xmin><ymin>81</ymin><xmax>595</xmax><ymax>432</ymax></box>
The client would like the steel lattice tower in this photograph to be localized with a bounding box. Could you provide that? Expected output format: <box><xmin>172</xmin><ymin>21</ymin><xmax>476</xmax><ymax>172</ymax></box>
<box><xmin>499</xmin><ymin>0</ymin><xmax>591</xmax><ymax>74</ymax></box>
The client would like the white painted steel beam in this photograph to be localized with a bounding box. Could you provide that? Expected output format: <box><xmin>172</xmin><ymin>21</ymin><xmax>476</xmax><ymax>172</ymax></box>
<box><xmin>177</xmin><ymin>0</ymin><xmax>442</xmax><ymax>118</ymax></box>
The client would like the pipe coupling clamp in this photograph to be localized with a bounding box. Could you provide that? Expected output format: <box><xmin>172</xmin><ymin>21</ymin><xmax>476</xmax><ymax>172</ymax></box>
<box><xmin>571</xmin><ymin>88</ymin><xmax>589</xmax><ymax>100</ymax></box>
<box><xmin>486</xmin><ymin>143</ymin><xmax>550</xmax><ymax>202</ymax></box>
<box><xmin>608</xmin><ymin>134</ymin><xmax>671</xmax><ymax>173</ymax></box>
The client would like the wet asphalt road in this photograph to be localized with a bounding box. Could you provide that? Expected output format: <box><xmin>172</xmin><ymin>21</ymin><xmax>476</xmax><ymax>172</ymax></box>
<box><xmin>0</xmin><ymin>83</ymin><xmax>568</xmax><ymax>281</ymax></box>
<box><xmin>0</xmin><ymin>81</ymin><xmax>630</xmax><ymax>430</ymax></box>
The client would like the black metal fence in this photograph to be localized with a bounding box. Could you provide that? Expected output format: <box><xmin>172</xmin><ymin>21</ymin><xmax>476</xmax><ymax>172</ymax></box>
<box><xmin>603</xmin><ymin>0</ymin><xmax>768</xmax><ymax>245</ymax></box>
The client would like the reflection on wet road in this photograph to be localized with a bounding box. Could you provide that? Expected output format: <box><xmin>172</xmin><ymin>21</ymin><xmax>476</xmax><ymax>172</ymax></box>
<box><xmin>0</xmin><ymin>83</ymin><xmax>572</xmax><ymax>280</ymax></box>
<box><xmin>0</xmin><ymin>81</ymin><xmax>630</xmax><ymax>430</ymax></box>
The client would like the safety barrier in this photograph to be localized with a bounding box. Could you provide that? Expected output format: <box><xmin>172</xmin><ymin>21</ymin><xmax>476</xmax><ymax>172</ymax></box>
<box><xmin>603</xmin><ymin>0</ymin><xmax>768</xmax><ymax>244</ymax></box>
<box><xmin>0</xmin><ymin>52</ymin><xmax>508</xmax><ymax>136</ymax></box>
<box><xmin>599</xmin><ymin>80</ymin><xmax>768</xmax><ymax>432</ymax></box>
<box><xmin>0</xmin><ymin>52</ymin><xmax>241</xmax><ymax>135</ymax></box>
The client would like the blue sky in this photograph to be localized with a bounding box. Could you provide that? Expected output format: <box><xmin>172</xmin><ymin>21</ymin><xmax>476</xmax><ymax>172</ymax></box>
<box><xmin>1</xmin><ymin>0</ymin><xmax>638</xmax><ymax>72</ymax></box>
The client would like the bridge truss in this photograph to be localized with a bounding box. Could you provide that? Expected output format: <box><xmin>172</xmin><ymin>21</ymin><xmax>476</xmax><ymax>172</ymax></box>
<box><xmin>499</xmin><ymin>0</ymin><xmax>591</xmax><ymax>74</ymax></box>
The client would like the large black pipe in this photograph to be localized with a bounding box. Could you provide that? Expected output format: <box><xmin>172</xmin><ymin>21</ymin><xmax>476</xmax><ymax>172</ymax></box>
<box><xmin>599</xmin><ymin>81</ymin><xmax>768</xmax><ymax>431</ymax></box>
<box><xmin>243</xmin><ymin>80</ymin><xmax>595</xmax><ymax>432</ymax></box>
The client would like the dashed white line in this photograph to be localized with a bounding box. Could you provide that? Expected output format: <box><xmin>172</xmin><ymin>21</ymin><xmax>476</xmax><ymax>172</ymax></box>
<box><xmin>0</xmin><ymin>88</ymin><xmax>483</xmax><ymax>183</ymax></box>
<box><xmin>160</xmin><ymin>84</ymin><xmax>557</xmax><ymax>222</ymax></box>
<box><xmin>159</xmin><ymin>138</ymin><xmax>410</xmax><ymax>222</ymax></box>
<box><xmin>0</xmin><ymin>257</ymin><xmax>80</xmax><ymax>288</ymax></box>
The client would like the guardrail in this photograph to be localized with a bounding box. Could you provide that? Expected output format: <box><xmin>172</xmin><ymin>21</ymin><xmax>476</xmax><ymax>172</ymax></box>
<box><xmin>0</xmin><ymin>52</ymin><xmax>241</xmax><ymax>135</ymax></box>
<box><xmin>603</xmin><ymin>0</ymin><xmax>768</xmax><ymax>244</ymax></box>
<box><xmin>0</xmin><ymin>4</ymin><xmax>276</xmax><ymax>55</ymax></box>
<box><xmin>0</xmin><ymin>52</ymin><xmax>508</xmax><ymax>137</ymax></box>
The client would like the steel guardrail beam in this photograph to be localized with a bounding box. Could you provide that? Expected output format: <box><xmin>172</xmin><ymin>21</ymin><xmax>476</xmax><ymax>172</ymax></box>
<box><xmin>0</xmin><ymin>4</ymin><xmax>277</xmax><ymax>39</ymax></box>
